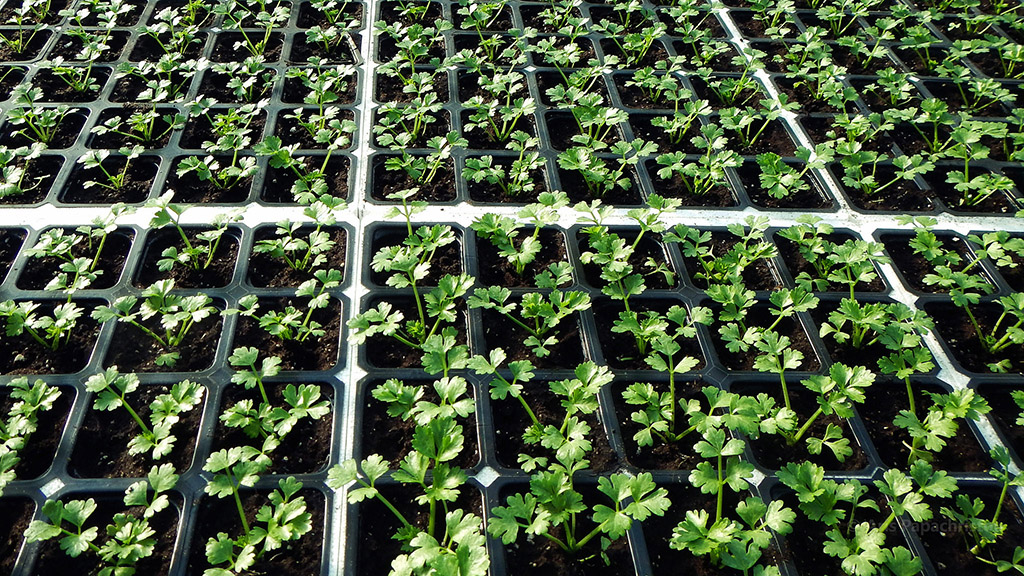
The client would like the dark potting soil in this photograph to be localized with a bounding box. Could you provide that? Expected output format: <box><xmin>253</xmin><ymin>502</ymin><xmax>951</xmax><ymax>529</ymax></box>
<box><xmin>232</xmin><ymin>297</ymin><xmax>343</xmax><ymax>371</ymax></box>
<box><xmin>480</xmin><ymin>308</ymin><xmax>586</xmax><ymax>369</ymax></box>
<box><xmin>0</xmin><ymin>29</ymin><xmax>51</xmax><ymax>61</ymax></box>
<box><xmin>592</xmin><ymin>298</ymin><xmax>706</xmax><ymax>371</ymax></box>
<box><xmin>860</xmin><ymin>382</ymin><xmax>991</xmax><ymax>472</ymax></box>
<box><xmin>370</xmin><ymin>156</ymin><xmax>457</xmax><ymax>202</ymax></box>
<box><xmin>104</xmin><ymin>312</ymin><xmax>222</xmax><ymax>373</ymax></box>
<box><xmin>0</xmin><ymin>383</ymin><xmax>72</xmax><ymax>479</ymax></box>
<box><xmin>0</xmin><ymin>309</ymin><xmax>99</xmax><ymax>375</ymax></box>
<box><xmin>627</xmin><ymin>113</ymin><xmax>704</xmax><ymax>154</ymax></box>
<box><xmin>368</xmin><ymin>226</ymin><xmax>463</xmax><ymax>286</ymax></box>
<box><xmin>534</xmin><ymin>68</ymin><xmax>607</xmax><ymax>106</ymax></box>
<box><xmin>134</xmin><ymin>228</ymin><xmax>240</xmax><ymax>288</ymax></box>
<box><xmin>879</xmin><ymin>232</ymin><xmax>984</xmax><ymax>294</ymax></box>
<box><xmin>598</xmin><ymin>37</ymin><xmax>671</xmax><ymax>69</ymax></box>
<box><xmin>476</xmin><ymin>228</ymin><xmax>568</xmax><ymax>288</ymax></box>
<box><xmin>358</xmin><ymin>379</ymin><xmax>480</xmax><ymax>469</ymax></box>
<box><xmin>247</xmin><ymin>226</ymin><xmax>348</xmax><ymax>288</ymax></box>
<box><xmin>0</xmin><ymin>156</ymin><xmax>62</xmax><ymax>206</ymax></box>
<box><xmin>50</xmin><ymin>31</ymin><xmax>130</xmax><ymax>62</ymax></box>
<box><xmin>733</xmin><ymin>382</ymin><xmax>871</xmax><ymax>472</ymax></box>
<box><xmin>459</xmin><ymin>111</ymin><xmax>535</xmax><ymax>150</ymax></box>
<box><xmin>289</xmin><ymin>32</ymin><xmax>362</xmax><ymax>64</ymax></box>
<box><xmin>363</xmin><ymin>297</ymin><xmax>468</xmax><ymax>368</ymax></box>
<box><xmin>212</xmin><ymin>383</ymin><xmax>334</xmax><ymax>474</ymax></box>
<box><xmin>61</xmin><ymin>157</ymin><xmax>158</xmax><ymax>204</ymax></box>
<box><xmin>372</xmin><ymin>110</ymin><xmax>451</xmax><ymax>149</ymax></box>
<box><xmin>679</xmin><ymin>232</ymin><xmax>783</xmax><ymax>291</ymax></box>
<box><xmin>925</xmin><ymin>300</ymin><xmax>1024</xmax><ymax>374</ymax></box>
<box><xmin>579</xmin><ymin>230</ymin><xmax>677</xmax><ymax>291</ymax></box>
<box><xmin>273</xmin><ymin>109</ymin><xmax>356</xmax><ymax>149</ymax></box>
<box><xmin>979</xmin><ymin>385</ymin><xmax>1024</xmax><ymax>460</ymax></box>
<box><xmin>179</xmin><ymin>113</ymin><xmax>268</xmax><ymax>150</ymax></box>
<box><xmin>296</xmin><ymin>1</ymin><xmax>364</xmax><ymax>27</ymax></box>
<box><xmin>88</xmin><ymin>106</ymin><xmax>177</xmax><ymax>149</ymax></box>
<box><xmin>0</xmin><ymin>498</ymin><xmax>32</xmax><ymax>575</ymax></box>
<box><xmin>775</xmin><ymin>232</ymin><xmax>886</xmax><ymax>293</ymax></box>
<box><xmin>128</xmin><ymin>33</ymin><xmax>207</xmax><ymax>61</ymax></box>
<box><xmin>645</xmin><ymin>484</ymin><xmax>782</xmax><ymax>576</ymax></box>
<box><xmin>918</xmin><ymin>488</ymin><xmax>1024</xmax><ymax>576</ymax></box>
<box><xmin>645</xmin><ymin>162</ymin><xmax>739</xmax><ymax>207</ymax></box>
<box><xmin>737</xmin><ymin>161</ymin><xmax>834</xmax><ymax>210</ymax></box>
<box><xmin>707</xmin><ymin>307</ymin><xmax>821</xmax><ymax>372</ymax></box>
<box><xmin>34</xmin><ymin>494</ymin><xmax>180</xmax><ymax>576</ymax></box>
<box><xmin>612</xmin><ymin>379</ymin><xmax>708</xmax><ymax>470</ymax></box>
<box><xmin>502</xmin><ymin>516</ymin><xmax>633</xmax><ymax>576</ymax></box>
<box><xmin>0</xmin><ymin>110</ymin><xmax>85</xmax><ymax>149</ymax></box>
<box><xmin>261</xmin><ymin>157</ymin><xmax>351</xmax><ymax>203</ymax></box>
<box><xmin>197</xmin><ymin>69</ymin><xmax>275</xmax><ymax>104</ymax></box>
<box><xmin>188</xmin><ymin>489</ymin><xmax>325</xmax><ymax>576</ymax></box>
<box><xmin>17</xmin><ymin>229</ymin><xmax>133</xmax><ymax>291</ymax></box>
<box><xmin>559</xmin><ymin>168</ymin><xmax>644</xmax><ymax>205</ymax></box>
<box><xmin>465</xmin><ymin>160</ymin><xmax>548</xmax><ymax>203</ymax></box>
<box><xmin>808</xmin><ymin>300</ymin><xmax>899</xmax><ymax>368</ymax></box>
<box><xmin>283</xmin><ymin>72</ymin><xmax>359</xmax><ymax>105</ymax></box>
<box><xmin>164</xmin><ymin>166</ymin><xmax>253</xmax><ymax>204</ymax></box>
<box><xmin>0</xmin><ymin>228</ymin><xmax>25</xmax><ymax>279</ymax></box>
<box><xmin>209</xmin><ymin>33</ymin><xmax>284</xmax><ymax>63</ymax></box>
<box><xmin>544</xmin><ymin>112</ymin><xmax>623</xmax><ymax>152</ymax></box>
<box><xmin>375</xmin><ymin>68</ymin><xmax>448</xmax><ymax>103</ymax></box>
<box><xmin>32</xmin><ymin>68</ymin><xmax>110</xmax><ymax>103</ymax></box>
<box><xmin>491</xmin><ymin>385</ymin><xmax>619</xmax><ymax>473</ymax></box>
<box><xmin>68</xmin><ymin>384</ymin><xmax>204</xmax><ymax>478</ymax></box>
<box><xmin>929</xmin><ymin>173</ymin><xmax>1019</xmax><ymax>216</ymax></box>
<box><xmin>355</xmin><ymin>485</ymin><xmax>481</xmax><ymax>576</ymax></box>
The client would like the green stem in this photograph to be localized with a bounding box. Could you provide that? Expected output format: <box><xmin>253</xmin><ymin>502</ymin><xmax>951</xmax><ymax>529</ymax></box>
<box><xmin>792</xmin><ymin>407</ymin><xmax>823</xmax><ymax>444</ymax></box>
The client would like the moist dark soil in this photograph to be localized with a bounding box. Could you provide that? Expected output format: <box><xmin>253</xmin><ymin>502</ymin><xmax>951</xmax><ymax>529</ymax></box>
<box><xmin>644</xmin><ymin>160</ymin><xmax>739</xmax><ymax>206</ymax></box>
<box><xmin>50</xmin><ymin>31</ymin><xmax>130</xmax><ymax>62</ymax></box>
<box><xmin>355</xmin><ymin>485</ymin><xmax>481</xmax><ymax>576</ymax></box>
<box><xmin>134</xmin><ymin>228</ymin><xmax>240</xmax><ymax>288</ymax></box>
<box><xmin>460</xmin><ymin>111</ymin><xmax>535</xmax><ymax>150</ymax></box>
<box><xmin>61</xmin><ymin>157</ymin><xmax>158</xmax><ymax>204</ymax></box>
<box><xmin>179</xmin><ymin>113</ymin><xmax>267</xmax><ymax>150</ymax></box>
<box><xmin>725</xmin><ymin>120</ymin><xmax>797</xmax><ymax>156</ymax></box>
<box><xmin>368</xmin><ymin>226</ymin><xmax>462</xmax><ymax>286</ymax></box>
<box><xmin>261</xmin><ymin>157</ymin><xmax>351</xmax><ymax>203</ymax></box>
<box><xmin>164</xmin><ymin>163</ymin><xmax>253</xmax><ymax>204</ymax></box>
<box><xmin>232</xmin><ymin>297</ymin><xmax>343</xmax><ymax>371</ymax></box>
<box><xmin>880</xmin><ymin>231</ymin><xmax>984</xmax><ymax>293</ymax></box>
<box><xmin>706</xmin><ymin>306</ymin><xmax>821</xmax><ymax>372</ymax></box>
<box><xmin>475</xmin><ymin>228</ymin><xmax>568</xmax><ymax>288</ymax></box>
<box><xmin>612</xmin><ymin>76</ymin><xmax>680</xmax><ymax>112</ymax></box>
<box><xmin>579</xmin><ymin>229</ymin><xmax>677</xmax><ymax>290</ymax></box>
<box><xmin>479</xmin><ymin>308</ymin><xmax>586</xmax><ymax>369</ymax></box>
<box><xmin>210</xmin><ymin>33</ymin><xmax>284</xmax><ymax>62</ymax></box>
<box><xmin>775</xmin><ymin>489</ymin><xmax>907</xmax><ymax>576</ymax></box>
<box><xmin>288</xmin><ymin>32</ymin><xmax>361</xmax><ymax>64</ymax></box>
<box><xmin>35</xmin><ymin>494</ymin><xmax>180</xmax><ymax>576</ymax></box>
<box><xmin>559</xmin><ymin>168</ymin><xmax>643</xmax><ymax>205</ymax></box>
<box><xmin>772</xmin><ymin>78</ymin><xmax>852</xmax><ymax>114</ymax></box>
<box><xmin>491</xmin><ymin>385</ymin><xmax>619</xmax><ymax>473</ymax></box>
<box><xmin>612</xmin><ymin>379</ymin><xmax>709</xmax><ymax>470</ymax></box>
<box><xmin>775</xmin><ymin>231</ymin><xmax>886</xmax><ymax>293</ymax></box>
<box><xmin>128</xmin><ymin>33</ymin><xmax>207</xmax><ymax>61</ymax></box>
<box><xmin>373</xmin><ymin>110</ymin><xmax>451</xmax><ymax>149</ymax></box>
<box><xmin>0</xmin><ymin>309</ymin><xmax>99</xmax><ymax>375</ymax></box>
<box><xmin>689</xmin><ymin>76</ymin><xmax>763</xmax><ymax>109</ymax></box>
<box><xmin>979</xmin><ymin>385</ymin><xmax>1024</xmax><ymax>460</ymax></box>
<box><xmin>375</xmin><ymin>68</ymin><xmax>448</xmax><ymax>103</ymax></box>
<box><xmin>0</xmin><ymin>498</ymin><xmax>32</xmax><ymax>575</ymax></box>
<box><xmin>17</xmin><ymin>229</ymin><xmax>133</xmax><ymax>290</ymax></box>
<box><xmin>197</xmin><ymin>69</ymin><xmax>275</xmax><ymax>104</ymax></box>
<box><xmin>31</xmin><ymin>67</ymin><xmax>109</xmax><ymax>103</ymax></box>
<box><xmin>808</xmin><ymin>299</ymin><xmax>901</xmax><ymax>368</ymax></box>
<box><xmin>296</xmin><ymin>1</ymin><xmax>364</xmax><ymax>27</ymax></box>
<box><xmin>466</xmin><ymin>162</ymin><xmax>548</xmax><ymax>203</ymax></box>
<box><xmin>188</xmin><ymin>489</ymin><xmax>325</xmax><ymax>576</ymax></box>
<box><xmin>0</xmin><ymin>29</ymin><xmax>51</xmax><ymax>61</ymax></box>
<box><xmin>928</xmin><ymin>172</ymin><xmax>1019</xmax><ymax>216</ymax></box>
<box><xmin>104</xmin><ymin>311</ymin><xmax>222</xmax><ymax>373</ymax></box>
<box><xmin>0</xmin><ymin>228</ymin><xmax>25</xmax><ymax>279</ymax></box>
<box><xmin>212</xmin><ymin>382</ymin><xmax>334</xmax><ymax>474</ymax></box>
<box><xmin>363</xmin><ymin>297</ymin><xmax>468</xmax><ymax>368</ymax></box>
<box><xmin>503</xmin><ymin>510</ymin><xmax>634</xmax><ymax>576</ymax></box>
<box><xmin>737</xmin><ymin>160</ymin><xmax>834</xmax><ymax>210</ymax></box>
<box><xmin>88</xmin><ymin>106</ymin><xmax>177</xmax><ymax>149</ymax></box>
<box><xmin>627</xmin><ymin>113</ymin><xmax>704</xmax><ymax>154</ymax></box>
<box><xmin>925</xmin><ymin>300</ymin><xmax>1024</xmax><ymax>374</ymax></box>
<box><xmin>545</xmin><ymin>112</ymin><xmax>623</xmax><ymax>152</ymax></box>
<box><xmin>0</xmin><ymin>156</ymin><xmax>62</xmax><ymax>206</ymax></box>
<box><xmin>680</xmin><ymin>232</ymin><xmax>783</xmax><ymax>291</ymax></box>
<box><xmin>860</xmin><ymin>381</ymin><xmax>991</xmax><ymax>472</ymax></box>
<box><xmin>646</xmin><ymin>484</ymin><xmax>783</xmax><ymax>575</ymax></box>
<box><xmin>733</xmin><ymin>382</ymin><xmax>871</xmax><ymax>472</ymax></box>
<box><xmin>918</xmin><ymin>488</ymin><xmax>1024</xmax><ymax>576</ymax></box>
<box><xmin>598</xmin><ymin>37</ymin><xmax>670</xmax><ymax>69</ymax></box>
<box><xmin>247</xmin><ymin>226</ymin><xmax>347</xmax><ymax>288</ymax></box>
<box><xmin>68</xmin><ymin>384</ymin><xmax>205</xmax><ymax>478</ymax></box>
<box><xmin>1</xmin><ymin>110</ymin><xmax>85</xmax><ymax>149</ymax></box>
<box><xmin>0</xmin><ymin>66</ymin><xmax>27</xmax><ymax>97</ymax></box>
<box><xmin>593</xmin><ymin>298</ymin><xmax>706</xmax><ymax>371</ymax></box>
<box><xmin>370</xmin><ymin>155</ymin><xmax>457</xmax><ymax>202</ymax></box>
<box><xmin>519</xmin><ymin>4</ymin><xmax>583</xmax><ymax>32</ymax></box>
<box><xmin>836</xmin><ymin>165</ymin><xmax>936</xmax><ymax>212</ymax></box>
<box><xmin>358</xmin><ymin>379</ymin><xmax>479</xmax><ymax>469</ymax></box>
<box><xmin>0</xmin><ymin>384</ymin><xmax>72</xmax><ymax>479</ymax></box>
<box><xmin>535</xmin><ymin>68</ymin><xmax>607</xmax><ymax>106</ymax></box>
<box><xmin>283</xmin><ymin>72</ymin><xmax>359</xmax><ymax>105</ymax></box>
<box><xmin>273</xmin><ymin>109</ymin><xmax>356</xmax><ymax>149</ymax></box>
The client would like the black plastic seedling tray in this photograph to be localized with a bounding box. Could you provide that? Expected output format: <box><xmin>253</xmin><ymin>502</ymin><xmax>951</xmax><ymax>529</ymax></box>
<box><xmin>2</xmin><ymin>0</ymin><xmax>1024</xmax><ymax>575</ymax></box>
